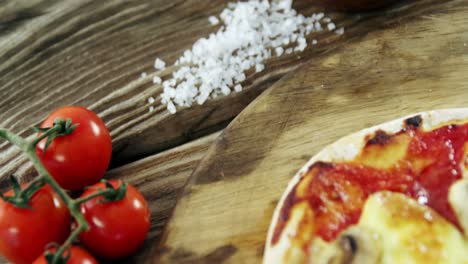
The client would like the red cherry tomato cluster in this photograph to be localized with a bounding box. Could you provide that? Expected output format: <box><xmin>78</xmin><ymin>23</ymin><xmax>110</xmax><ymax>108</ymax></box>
<box><xmin>0</xmin><ymin>106</ymin><xmax>151</xmax><ymax>264</ymax></box>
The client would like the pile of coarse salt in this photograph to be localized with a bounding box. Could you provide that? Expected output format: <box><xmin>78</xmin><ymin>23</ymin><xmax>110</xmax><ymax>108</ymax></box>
<box><xmin>146</xmin><ymin>0</ymin><xmax>343</xmax><ymax>114</ymax></box>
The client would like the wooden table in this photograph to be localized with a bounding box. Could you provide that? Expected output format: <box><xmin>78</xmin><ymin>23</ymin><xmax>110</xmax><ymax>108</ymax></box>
<box><xmin>0</xmin><ymin>0</ymin><xmax>464</xmax><ymax>263</ymax></box>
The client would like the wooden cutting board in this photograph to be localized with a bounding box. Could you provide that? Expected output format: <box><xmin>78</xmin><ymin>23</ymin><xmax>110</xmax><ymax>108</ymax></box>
<box><xmin>154</xmin><ymin>1</ymin><xmax>468</xmax><ymax>263</ymax></box>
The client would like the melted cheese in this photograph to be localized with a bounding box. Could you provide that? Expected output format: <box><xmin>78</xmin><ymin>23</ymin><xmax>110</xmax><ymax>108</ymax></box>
<box><xmin>357</xmin><ymin>191</ymin><xmax>468</xmax><ymax>264</ymax></box>
<box><xmin>355</xmin><ymin>133</ymin><xmax>410</xmax><ymax>169</ymax></box>
<box><xmin>449</xmin><ymin>179</ymin><xmax>468</xmax><ymax>235</ymax></box>
<box><xmin>283</xmin><ymin>202</ymin><xmax>314</xmax><ymax>263</ymax></box>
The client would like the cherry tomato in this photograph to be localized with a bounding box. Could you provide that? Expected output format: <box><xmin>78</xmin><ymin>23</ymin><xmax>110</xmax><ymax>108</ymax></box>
<box><xmin>33</xmin><ymin>246</ymin><xmax>98</xmax><ymax>264</ymax></box>
<box><xmin>36</xmin><ymin>106</ymin><xmax>112</xmax><ymax>190</ymax></box>
<box><xmin>79</xmin><ymin>180</ymin><xmax>150</xmax><ymax>259</ymax></box>
<box><xmin>0</xmin><ymin>185</ymin><xmax>71</xmax><ymax>264</ymax></box>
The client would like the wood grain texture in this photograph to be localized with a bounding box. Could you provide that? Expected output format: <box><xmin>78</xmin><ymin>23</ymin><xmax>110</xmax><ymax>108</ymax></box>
<box><xmin>156</xmin><ymin>1</ymin><xmax>468</xmax><ymax>263</ymax></box>
<box><xmin>0</xmin><ymin>0</ymin><xmax>373</xmax><ymax>184</ymax></box>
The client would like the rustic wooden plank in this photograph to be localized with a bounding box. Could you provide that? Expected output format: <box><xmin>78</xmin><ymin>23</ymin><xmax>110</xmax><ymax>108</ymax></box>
<box><xmin>155</xmin><ymin>1</ymin><xmax>468</xmax><ymax>263</ymax></box>
<box><xmin>0</xmin><ymin>0</ymin><xmax>427</xmax><ymax>183</ymax></box>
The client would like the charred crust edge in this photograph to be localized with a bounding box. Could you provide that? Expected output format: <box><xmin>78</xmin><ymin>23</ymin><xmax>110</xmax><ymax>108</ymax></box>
<box><xmin>365</xmin><ymin>130</ymin><xmax>392</xmax><ymax>146</ymax></box>
<box><xmin>271</xmin><ymin>184</ymin><xmax>297</xmax><ymax>245</ymax></box>
<box><xmin>404</xmin><ymin>115</ymin><xmax>422</xmax><ymax>129</ymax></box>
<box><xmin>308</xmin><ymin>161</ymin><xmax>334</xmax><ymax>171</ymax></box>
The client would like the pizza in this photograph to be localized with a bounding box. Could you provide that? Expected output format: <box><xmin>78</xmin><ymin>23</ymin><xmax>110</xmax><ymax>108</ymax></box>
<box><xmin>264</xmin><ymin>109</ymin><xmax>468</xmax><ymax>264</ymax></box>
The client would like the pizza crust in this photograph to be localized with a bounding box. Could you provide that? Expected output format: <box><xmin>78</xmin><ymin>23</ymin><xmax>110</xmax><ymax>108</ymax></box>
<box><xmin>264</xmin><ymin>108</ymin><xmax>468</xmax><ymax>264</ymax></box>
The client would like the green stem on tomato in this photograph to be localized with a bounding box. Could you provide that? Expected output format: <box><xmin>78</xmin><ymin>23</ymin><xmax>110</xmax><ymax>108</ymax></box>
<box><xmin>30</xmin><ymin>123</ymin><xmax>63</xmax><ymax>147</ymax></box>
<box><xmin>53</xmin><ymin>203</ymin><xmax>87</xmax><ymax>261</ymax></box>
<box><xmin>24</xmin><ymin>153</ymin><xmax>89</xmax><ymax>263</ymax></box>
<box><xmin>74</xmin><ymin>189</ymin><xmax>108</xmax><ymax>204</ymax></box>
<box><xmin>20</xmin><ymin>175</ymin><xmax>46</xmax><ymax>200</ymax></box>
<box><xmin>0</xmin><ymin>127</ymin><xmax>115</xmax><ymax>264</ymax></box>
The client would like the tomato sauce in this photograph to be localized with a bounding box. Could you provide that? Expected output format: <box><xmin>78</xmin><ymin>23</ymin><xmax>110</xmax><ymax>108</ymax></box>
<box><xmin>272</xmin><ymin>118</ymin><xmax>467</xmax><ymax>244</ymax></box>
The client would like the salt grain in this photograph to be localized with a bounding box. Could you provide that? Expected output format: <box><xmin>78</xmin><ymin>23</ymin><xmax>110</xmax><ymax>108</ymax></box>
<box><xmin>153</xmin><ymin>76</ymin><xmax>162</xmax><ymax>84</ymax></box>
<box><xmin>275</xmin><ymin>47</ymin><xmax>284</xmax><ymax>56</ymax></box>
<box><xmin>315</xmin><ymin>12</ymin><xmax>324</xmax><ymax>20</ymax></box>
<box><xmin>148</xmin><ymin>0</ymin><xmax>341</xmax><ymax>114</ymax></box>
<box><xmin>148</xmin><ymin>97</ymin><xmax>155</xmax><ymax>104</ymax></box>
<box><xmin>208</xmin><ymin>16</ymin><xmax>220</xmax><ymax>25</ymax></box>
<box><xmin>314</xmin><ymin>21</ymin><xmax>322</xmax><ymax>32</ymax></box>
<box><xmin>154</xmin><ymin>58</ymin><xmax>166</xmax><ymax>70</ymax></box>
<box><xmin>327</xmin><ymin>22</ymin><xmax>336</xmax><ymax>31</ymax></box>
<box><xmin>295</xmin><ymin>37</ymin><xmax>307</xmax><ymax>52</ymax></box>
<box><xmin>149</xmin><ymin>106</ymin><xmax>154</xmax><ymax>112</ymax></box>
<box><xmin>255</xmin><ymin>64</ymin><xmax>265</xmax><ymax>72</ymax></box>
<box><xmin>167</xmin><ymin>101</ymin><xmax>176</xmax><ymax>114</ymax></box>
<box><xmin>235</xmin><ymin>73</ymin><xmax>246</xmax><ymax>82</ymax></box>
<box><xmin>141</xmin><ymin>72</ymin><xmax>147</xmax><ymax>78</ymax></box>
<box><xmin>221</xmin><ymin>84</ymin><xmax>231</xmax><ymax>95</ymax></box>
<box><xmin>335</xmin><ymin>27</ymin><xmax>344</xmax><ymax>35</ymax></box>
